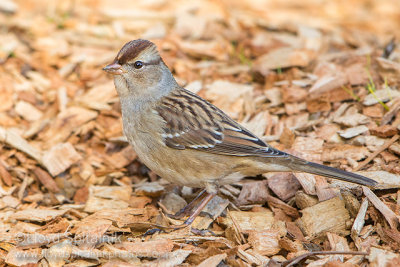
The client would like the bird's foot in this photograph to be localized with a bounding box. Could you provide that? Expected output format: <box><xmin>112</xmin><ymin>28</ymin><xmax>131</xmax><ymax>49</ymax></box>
<box><xmin>143</xmin><ymin>228</ymin><xmax>165</xmax><ymax>236</ymax></box>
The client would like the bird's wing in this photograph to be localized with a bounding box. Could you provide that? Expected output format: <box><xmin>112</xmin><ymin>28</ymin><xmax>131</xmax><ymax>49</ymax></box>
<box><xmin>156</xmin><ymin>89</ymin><xmax>287</xmax><ymax>157</ymax></box>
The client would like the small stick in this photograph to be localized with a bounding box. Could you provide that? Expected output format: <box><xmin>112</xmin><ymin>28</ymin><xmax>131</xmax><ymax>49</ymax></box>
<box><xmin>282</xmin><ymin>250</ymin><xmax>368</xmax><ymax>267</ymax></box>
<box><xmin>355</xmin><ymin>134</ymin><xmax>399</xmax><ymax>171</ymax></box>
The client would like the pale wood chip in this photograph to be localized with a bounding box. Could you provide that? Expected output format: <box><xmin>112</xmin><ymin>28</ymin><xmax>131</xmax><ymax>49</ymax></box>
<box><xmin>294</xmin><ymin>173</ymin><xmax>317</xmax><ymax>195</ymax></box>
<box><xmin>248</xmin><ymin>230</ymin><xmax>281</xmax><ymax>256</ymax></box>
<box><xmin>26</xmin><ymin>71</ymin><xmax>51</xmax><ymax>92</ymax></box>
<box><xmin>44</xmin><ymin>240</ymin><xmax>73</xmax><ymax>267</ymax></box>
<box><xmin>135</xmin><ymin>182</ymin><xmax>165</xmax><ymax>197</ymax></box>
<box><xmin>16</xmin><ymin>232</ymin><xmax>70</xmax><ymax>248</ymax></box>
<box><xmin>369</xmin><ymin>247</ymin><xmax>400</xmax><ymax>266</ymax></box>
<box><xmin>103</xmin><ymin>145</ymin><xmax>137</xmax><ymax>169</ymax></box>
<box><xmin>309</xmin><ymin>73</ymin><xmax>347</xmax><ymax>95</ymax></box>
<box><xmin>358</xmin><ymin>171</ymin><xmax>400</xmax><ymax>189</ymax></box>
<box><xmin>177</xmin><ymin>40</ymin><xmax>229</xmax><ymax>61</ymax></box>
<box><xmin>80</xmin><ymin>208</ymin><xmax>145</xmax><ymax>229</ymax></box>
<box><xmin>205</xmin><ymin>80</ymin><xmax>253</xmax><ymax>119</ymax></box>
<box><xmin>351</xmin><ymin>198</ymin><xmax>368</xmax><ymax>242</ymax></box>
<box><xmin>41</xmin><ymin>106</ymin><xmax>97</xmax><ymax>147</ymax></box>
<box><xmin>327</xmin><ymin>232</ymin><xmax>350</xmax><ymax>262</ymax></box>
<box><xmin>11</xmin><ymin>209</ymin><xmax>67</xmax><ymax>222</ymax></box>
<box><xmin>254</xmin><ymin>47</ymin><xmax>315</xmax><ymax>71</ymax></box>
<box><xmin>296</xmin><ymin>196</ymin><xmax>350</xmax><ymax>239</ymax></box>
<box><xmin>152</xmin><ymin>249</ymin><xmax>191</xmax><ymax>266</ymax></box>
<box><xmin>84</xmin><ymin>185</ymin><xmax>132</xmax><ymax>213</ymax></box>
<box><xmin>102</xmin><ymin>243</ymin><xmax>140</xmax><ymax>264</ymax></box>
<box><xmin>322</xmin><ymin>144</ymin><xmax>369</xmax><ymax>162</ymax></box>
<box><xmin>0</xmin><ymin>126</ymin><xmax>43</xmax><ymax>164</ymax></box>
<box><xmin>74</xmin><ymin>219</ymin><xmax>112</xmax><ymax>249</ymax></box>
<box><xmin>241</xmin><ymin>111</ymin><xmax>270</xmax><ymax>138</ymax></box>
<box><xmin>363</xmin><ymin>88</ymin><xmax>400</xmax><ymax>106</ymax></box>
<box><xmin>292</xmin><ymin>136</ymin><xmax>324</xmax><ymax>162</ymax></box>
<box><xmin>264</xmin><ymin>88</ymin><xmax>282</xmax><ymax>107</ymax></box>
<box><xmin>42</xmin><ymin>142</ymin><xmax>82</xmax><ymax>176</ymax></box>
<box><xmin>295</xmin><ymin>191</ymin><xmax>318</xmax><ymax>210</ymax></box>
<box><xmin>5</xmin><ymin>248</ymin><xmax>42</xmax><ymax>266</ymax></box>
<box><xmin>334</xmin><ymin>113</ymin><xmax>370</xmax><ymax>127</ymax></box>
<box><xmin>14</xmin><ymin>101</ymin><xmax>43</xmax><ymax>121</ymax></box>
<box><xmin>1</xmin><ymin>195</ymin><xmax>20</xmax><ymax>208</ymax></box>
<box><xmin>338</xmin><ymin>125</ymin><xmax>369</xmax><ymax>139</ymax></box>
<box><xmin>78</xmin><ymin>81</ymin><xmax>117</xmax><ymax>111</ymax></box>
<box><xmin>197</xmin><ymin>253</ymin><xmax>227</xmax><ymax>267</ymax></box>
<box><xmin>115</xmin><ymin>239</ymin><xmax>173</xmax><ymax>257</ymax></box>
<box><xmin>223</xmin><ymin>210</ymin><xmax>286</xmax><ymax>235</ymax></box>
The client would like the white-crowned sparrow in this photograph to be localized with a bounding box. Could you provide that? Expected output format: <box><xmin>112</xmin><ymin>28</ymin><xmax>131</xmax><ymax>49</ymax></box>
<box><xmin>103</xmin><ymin>39</ymin><xmax>376</xmax><ymax>226</ymax></box>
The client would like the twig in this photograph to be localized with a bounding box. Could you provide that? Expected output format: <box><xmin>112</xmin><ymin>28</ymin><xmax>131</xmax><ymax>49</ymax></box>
<box><xmin>282</xmin><ymin>250</ymin><xmax>368</xmax><ymax>267</ymax></box>
<box><xmin>355</xmin><ymin>134</ymin><xmax>399</xmax><ymax>171</ymax></box>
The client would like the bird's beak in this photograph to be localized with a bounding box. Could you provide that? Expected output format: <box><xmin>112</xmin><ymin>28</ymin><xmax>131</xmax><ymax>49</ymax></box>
<box><xmin>103</xmin><ymin>62</ymin><xmax>126</xmax><ymax>75</ymax></box>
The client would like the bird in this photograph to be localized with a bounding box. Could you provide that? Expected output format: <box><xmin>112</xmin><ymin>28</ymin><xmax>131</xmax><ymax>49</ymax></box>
<box><xmin>103</xmin><ymin>39</ymin><xmax>377</xmax><ymax>227</ymax></box>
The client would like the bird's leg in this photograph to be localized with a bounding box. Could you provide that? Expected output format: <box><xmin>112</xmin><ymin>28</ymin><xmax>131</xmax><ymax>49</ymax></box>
<box><xmin>167</xmin><ymin>189</ymin><xmax>207</xmax><ymax>219</ymax></box>
<box><xmin>171</xmin><ymin>192</ymin><xmax>216</xmax><ymax>229</ymax></box>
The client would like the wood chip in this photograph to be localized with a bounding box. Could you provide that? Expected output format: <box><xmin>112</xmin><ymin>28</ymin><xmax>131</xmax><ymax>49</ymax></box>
<box><xmin>223</xmin><ymin>210</ymin><xmax>281</xmax><ymax>233</ymax></box>
<box><xmin>338</xmin><ymin>125</ymin><xmax>369</xmax><ymax>139</ymax></box>
<box><xmin>41</xmin><ymin>107</ymin><xmax>97</xmax><ymax>147</ymax></box>
<box><xmin>42</xmin><ymin>142</ymin><xmax>82</xmax><ymax>176</ymax></box>
<box><xmin>294</xmin><ymin>173</ymin><xmax>316</xmax><ymax>195</ymax></box>
<box><xmin>15</xmin><ymin>100</ymin><xmax>43</xmax><ymax>121</ymax></box>
<box><xmin>358</xmin><ymin>171</ymin><xmax>400</xmax><ymax>189</ymax></box>
<box><xmin>237</xmin><ymin>180</ymin><xmax>270</xmax><ymax>205</ymax></box>
<box><xmin>267</xmin><ymin>173</ymin><xmax>301</xmax><ymax>201</ymax></box>
<box><xmin>363</xmin><ymin>186</ymin><xmax>399</xmax><ymax>229</ymax></box>
<box><xmin>295</xmin><ymin>191</ymin><xmax>318</xmax><ymax>209</ymax></box>
<box><xmin>115</xmin><ymin>239</ymin><xmax>174</xmax><ymax>257</ymax></box>
<box><xmin>44</xmin><ymin>240</ymin><xmax>73</xmax><ymax>267</ymax></box>
<box><xmin>197</xmin><ymin>253</ymin><xmax>227</xmax><ymax>267</ymax></box>
<box><xmin>84</xmin><ymin>185</ymin><xmax>132</xmax><ymax>213</ymax></box>
<box><xmin>0</xmin><ymin>160</ymin><xmax>13</xmax><ymax>186</ymax></box>
<box><xmin>11</xmin><ymin>209</ymin><xmax>67</xmax><ymax>222</ymax></box>
<box><xmin>0</xmin><ymin>126</ymin><xmax>43</xmax><ymax>164</ymax></box>
<box><xmin>363</xmin><ymin>88</ymin><xmax>400</xmax><ymax>106</ymax></box>
<box><xmin>254</xmin><ymin>47</ymin><xmax>314</xmax><ymax>71</ymax></box>
<box><xmin>33</xmin><ymin>167</ymin><xmax>60</xmax><ymax>193</ymax></box>
<box><xmin>369</xmin><ymin>247</ymin><xmax>400</xmax><ymax>266</ymax></box>
<box><xmin>296</xmin><ymin>196</ymin><xmax>350</xmax><ymax>239</ymax></box>
<box><xmin>248</xmin><ymin>230</ymin><xmax>281</xmax><ymax>256</ymax></box>
<box><xmin>351</xmin><ymin>198</ymin><xmax>368</xmax><ymax>241</ymax></box>
<box><xmin>5</xmin><ymin>248</ymin><xmax>41</xmax><ymax>266</ymax></box>
<box><xmin>152</xmin><ymin>249</ymin><xmax>191</xmax><ymax>266</ymax></box>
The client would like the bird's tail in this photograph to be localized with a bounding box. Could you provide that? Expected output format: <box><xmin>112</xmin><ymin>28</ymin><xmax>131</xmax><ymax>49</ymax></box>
<box><xmin>286</xmin><ymin>157</ymin><xmax>377</xmax><ymax>186</ymax></box>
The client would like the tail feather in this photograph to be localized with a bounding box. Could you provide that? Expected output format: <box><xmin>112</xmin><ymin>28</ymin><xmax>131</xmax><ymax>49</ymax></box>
<box><xmin>288</xmin><ymin>158</ymin><xmax>377</xmax><ymax>186</ymax></box>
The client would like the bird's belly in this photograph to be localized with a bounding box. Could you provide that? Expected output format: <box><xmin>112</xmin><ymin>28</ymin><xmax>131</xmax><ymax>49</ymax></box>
<box><xmin>131</xmin><ymin>138</ymin><xmax>243</xmax><ymax>188</ymax></box>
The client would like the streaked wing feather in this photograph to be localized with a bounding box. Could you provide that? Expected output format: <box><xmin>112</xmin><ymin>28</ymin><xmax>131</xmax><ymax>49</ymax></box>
<box><xmin>156</xmin><ymin>89</ymin><xmax>287</xmax><ymax>157</ymax></box>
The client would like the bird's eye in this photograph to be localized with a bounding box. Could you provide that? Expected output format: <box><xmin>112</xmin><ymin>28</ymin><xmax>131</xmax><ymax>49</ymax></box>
<box><xmin>133</xmin><ymin>61</ymin><xmax>143</xmax><ymax>69</ymax></box>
